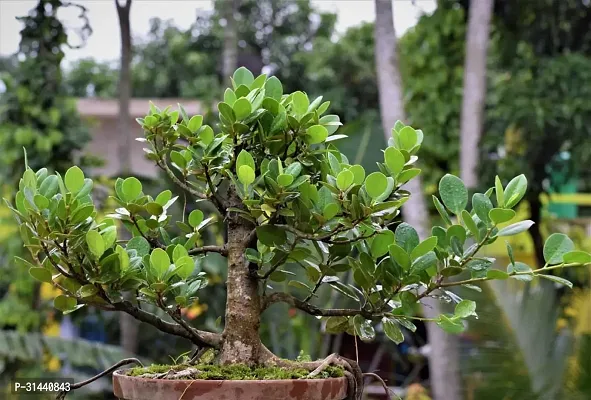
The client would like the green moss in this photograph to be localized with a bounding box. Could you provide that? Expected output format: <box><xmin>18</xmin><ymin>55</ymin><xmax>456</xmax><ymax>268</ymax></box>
<box><xmin>127</xmin><ymin>363</ymin><xmax>344</xmax><ymax>380</ymax></box>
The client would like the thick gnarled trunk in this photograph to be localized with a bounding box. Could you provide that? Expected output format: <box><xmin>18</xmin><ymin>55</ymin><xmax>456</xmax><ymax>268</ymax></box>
<box><xmin>219</xmin><ymin>191</ymin><xmax>263</xmax><ymax>365</ymax></box>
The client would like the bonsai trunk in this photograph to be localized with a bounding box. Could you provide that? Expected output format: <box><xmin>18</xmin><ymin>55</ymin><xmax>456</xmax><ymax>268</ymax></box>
<box><xmin>219</xmin><ymin>192</ymin><xmax>263</xmax><ymax>366</ymax></box>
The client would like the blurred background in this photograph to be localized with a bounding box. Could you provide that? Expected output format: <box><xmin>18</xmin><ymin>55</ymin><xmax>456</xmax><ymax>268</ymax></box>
<box><xmin>0</xmin><ymin>0</ymin><xmax>590</xmax><ymax>399</ymax></box>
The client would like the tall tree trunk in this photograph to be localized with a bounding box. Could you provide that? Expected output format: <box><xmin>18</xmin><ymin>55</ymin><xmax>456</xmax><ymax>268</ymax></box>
<box><xmin>373</xmin><ymin>1</ymin><xmax>462</xmax><ymax>399</ymax></box>
<box><xmin>116</xmin><ymin>0</ymin><xmax>138</xmax><ymax>354</ymax></box>
<box><xmin>219</xmin><ymin>188</ymin><xmax>263</xmax><ymax>365</ymax></box>
<box><xmin>222</xmin><ymin>0</ymin><xmax>239</xmax><ymax>86</ymax></box>
<box><xmin>459</xmin><ymin>0</ymin><xmax>494</xmax><ymax>188</ymax></box>
<box><xmin>116</xmin><ymin>0</ymin><xmax>132</xmax><ymax>175</ymax></box>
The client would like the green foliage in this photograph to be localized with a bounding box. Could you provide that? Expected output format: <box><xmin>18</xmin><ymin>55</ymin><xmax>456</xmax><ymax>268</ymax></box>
<box><xmin>9</xmin><ymin>68</ymin><xmax>590</xmax><ymax>350</ymax></box>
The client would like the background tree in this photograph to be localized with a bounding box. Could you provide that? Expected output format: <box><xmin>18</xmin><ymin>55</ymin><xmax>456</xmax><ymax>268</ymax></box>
<box><xmin>459</xmin><ymin>0</ymin><xmax>494</xmax><ymax>189</ymax></box>
<box><xmin>221</xmin><ymin>0</ymin><xmax>239</xmax><ymax>88</ymax></box>
<box><xmin>373</xmin><ymin>1</ymin><xmax>461</xmax><ymax>399</ymax></box>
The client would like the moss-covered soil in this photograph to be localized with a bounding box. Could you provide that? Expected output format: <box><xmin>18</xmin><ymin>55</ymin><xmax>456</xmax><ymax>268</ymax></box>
<box><xmin>127</xmin><ymin>363</ymin><xmax>344</xmax><ymax>380</ymax></box>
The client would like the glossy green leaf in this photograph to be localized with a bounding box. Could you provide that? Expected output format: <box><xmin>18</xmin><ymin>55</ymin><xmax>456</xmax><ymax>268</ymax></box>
<box><xmin>188</xmin><ymin>210</ymin><xmax>204</xmax><ymax>228</ymax></box>
<box><xmin>352</xmin><ymin>315</ymin><xmax>375</xmax><ymax>342</ymax></box>
<box><xmin>238</xmin><ymin>165</ymin><xmax>255</xmax><ymax>186</ymax></box>
<box><xmin>292</xmin><ymin>91</ymin><xmax>309</xmax><ymax>116</ymax></box>
<box><xmin>150</xmin><ymin>248</ymin><xmax>170</xmax><ymax>278</ymax></box>
<box><xmin>562</xmin><ymin>250</ymin><xmax>591</xmax><ymax>264</ymax></box>
<box><xmin>365</xmin><ymin>172</ymin><xmax>388</xmax><ymax>200</ymax></box>
<box><xmin>504</xmin><ymin>174</ymin><xmax>527</xmax><ymax>208</ymax></box>
<box><xmin>454</xmin><ymin>300</ymin><xmax>477</xmax><ymax>318</ymax></box>
<box><xmin>410</xmin><ymin>236</ymin><xmax>438</xmax><ymax>260</ymax></box>
<box><xmin>489</xmin><ymin>208</ymin><xmax>516</xmax><ymax>224</ymax></box>
<box><xmin>486</xmin><ymin>269</ymin><xmax>509</xmax><ymax>280</ymax></box>
<box><xmin>127</xmin><ymin>236</ymin><xmax>150</xmax><ymax>257</ymax></box>
<box><xmin>410</xmin><ymin>251</ymin><xmax>437</xmax><ymax>273</ymax></box>
<box><xmin>437</xmin><ymin>315</ymin><xmax>465</xmax><ymax>334</ymax></box>
<box><xmin>64</xmin><ymin>166</ymin><xmax>84</xmax><ymax>193</ymax></box>
<box><xmin>349</xmin><ymin>165</ymin><xmax>365</xmax><ymax>185</ymax></box>
<box><xmin>233</xmin><ymin>67</ymin><xmax>254</xmax><ymax>87</ymax></box>
<box><xmin>384</xmin><ymin>147</ymin><xmax>405</xmax><ymax>175</ymax></box>
<box><xmin>389</xmin><ymin>244</ymin><xmax>411</xmax><ymax>271</ymax></box>
<box><xmin>29</xmin><ymin>267</ymin><xmax>52</xmax><ymax>283</ymax></box>
<box><xmin>439</xmin><ymin>174</ymin><xmax>467</xmax><ymax>215</ymax></box>
<box><xmin>306</xmin><ymin>125</ymin><xmax>328</xmax><ymax>144</ymax></box>
<box><xmin>495</xmin><ymin>176</ymin><xmax>504</xmax><ymax>207</ymax></box>
<box><xmin>86</xmin><ymin>230</ymin><xmax>105</xmax><ymax>259</ymax></box>
<box><xmin>543</xmin><ymin>233</ymin><xmax>575</xmax><ymax>265</ymax></box>
<box><xmin>538</xmin><ymin>274</ymin><xmax>573</xmax><ymax>288</ymax></box>
<box><xmin>54</xmin><ymin>295</ymin><xmax>77</xmax><ymax>312</ymax></box>
<box><xmin>461</xmin><ymin>210</ymin><xmax>479</xmax><ymax>238</ymax></box>
<box><xmin>397</xmin><ymin>126</ymin><xmax>417</xmax><ymax>151</ymax></box>
<box><xmin>432</xmin><ymin>196</ymin><xmax>452</xmax><ymax>225</ymax></box>
<box><xmin>122</xmin><ymin>177</ymin><xmax>142</xmax><ymax>202</ymax></box>
<box><xmin>233</xmin><ymin>98</ymin><xmax>252</xmax><ymax>120</ymax></box>
<box><xmin>371</xmin><ymin>230</ymin><xmax>395</xmax><ymax>258</ymax></box>
<box><xmin>175</xmin><ymin>256</ymin><xmax>195</xmax><ymax>280</ymax></box>
<box><xmin>395</xmin><ymin>223</ymin><xmax>420</xmax><ymax>253</ymax></box>
<box><xmin>383</xmin><ymin>318</ymin><xmax>404</xmax><ymax>344</ymax></box>
<box><xmin>187</xmin><ymin>115</ymin><xmax>203</xmax><ymax>132</ymax></box>
<box><xmin>472</xmin><ymin>193</ymin><xmax>493</xmax><ymax>224</ymax></box>
<box><xmin>265</xmin><ymin>76</ymin><xmax>283</xmax><ymax>100</ymax></box>
<box><xmin>336</xmin><ymin>170</ymin><xmax>354</xmax><ymax>190</ymax></box>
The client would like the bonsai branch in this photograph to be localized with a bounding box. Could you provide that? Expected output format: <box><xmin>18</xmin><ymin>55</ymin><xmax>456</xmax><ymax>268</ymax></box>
<box><xmin>112</xmin><ymin>300</ymin><xmax>221</xmax><ymax>348</ymax></box>
<box><xmin>188</xmin><ymin>244</ymin><xmax>227</xmax><ymax>256</ymax></box>
<box><xmin>262</xmin><ymin>292</ymin><xmax>378</xmax><ymax>318</ymax></box>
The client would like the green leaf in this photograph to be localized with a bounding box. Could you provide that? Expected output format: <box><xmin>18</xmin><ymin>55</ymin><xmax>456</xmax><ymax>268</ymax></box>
<box><xmin>292</xmin><ymin>91</ymin><xmax>309</xmax><ymax>116</ymax></box>
<box><xmin>472</xmin><ymin>193</ymin><xmax>493</xmax><ymax>224</ymax></box>
<box><xmin>497</xmin><ymin>220</ymin><xmax>534</xmax><ymax>237</ymax></box>
<box><xmin>397</xmin><ymin>168</ymin><xmax>421</xmax><ymax>184</ymax></box>
<box><xmin>461</xmin><ymin>210</ymin><xmax>479</xmax><ymax>238</ymax></box>
<box><xmin>265</xmin><ymin>76</ymin><xmax>283</xmax><ymax>100</ymax></box>
<box><xmin>78</xmin><ymin>284</ymin><xmax>98</xmax><ymax>297</ymax></box>
<box><xmin>563</xmin><ymin>250</ymin><xmax>591</xmax><ymax>264</ymax></box>
<box><xmin>538</xmin><ymin>274</ymin><xmax>573</xmax><ymax>288</ymax></box>
<box><xmin>454</xmin><ymin>300</ymin><xmax>477</xmax><ymax>318</ymax></box>
<box><xmin>495</xmin><ymin>176</ymin><xmax>504</xmax><ymax>207</ymax></box>
<box><xmin>410</xmin><ymin>236</ymin><xmax>438</xmax><ymax>260</ymax></box>
<box><xmin>116</xmin><ymin>245</ymin><xmax>130</xmax><ymax>271</ymax></box>
<box><xmin>365</xmin><ymin>172</ymin><xmax>388</xmax><ymax>200</ymax></box>
<box><xmin>233</xmin><ymin>67</ymin><xmax>254</xmax><ymax>87</ymax></box>
<box><xmin>384</xmin><ymin>147</ymin><xmax>405</xmax><ymax>175</ymax></box>
<box><xmin>256</xmin><ymin>225</ymin><xmax>286</xmax><ymax>247</ymax></box>
<box><xmin>306</xmin><ymin>125</ymin><xmax>328</xmax><ymax>144</ymax></box>
<box><xmin>543</xmin><ymin>233</ymin><xmax>575</xmax><ymax>265</ymax></box>
<box><xmin>336</xmin><ymin>170</ymin><xmax>354</xmax><ymax>190</ymax></box>
<box><xmin>238</xmin><ymin>165</ymin><xmax>256</xmax><ymax>186</ymax></box>
<box><xmin>64</xmin><ymin>166</ymin><xmax>84</xmax><ymax>193</ymax></box>
<box><xmin>432</xmin><ymin>196</ymin><xmax>452</xmax><ymax>226</ymax></box>
<box><xmin>39</xmin><ymin>175</ymin><xmax>59</xmax><ymax>198</ymax></box>
<box><xmin>29</xmin><ymin>267</ymin><xmax>52</xmax><ymax>283</ymax></box>
<box><xmin>277</xmin><ymin>174</ymin><xmax>294</xmax><ymax>187</ymax></box>
<box><xmin>397</xmin><ymin>126</ymin><xmax>418</xmax><ymax>151</ymax></box>
<box><xmin>188</xmin><ymin>210</ymin><xmax>204</xmax><ymax>228</ymax></box>
<box><xmin>127</xmin><ymin>236</ymin><xmax>150</xmax><ymax>257</ymax></box>
<box><xmin>504</xmin><ymin>174</ymin><xmax>527</xmax><ymax>208</ymax></box>
<box><xmin>233</xmin><ymin>98</ymin><xmax>252</xmax><ymax>120</ymax></box>
<box><xmin>395</xmin><ymin>223</ymin><xmax>419</xmax><ymax>253</ymax></box>
<box><xmin>236</xmin><ymin>150</ymin><xmax>255</xmax><ymax>171</ymax></box>
<box><xmin>383</xmin><ymin>318</ymin><xmax>404</xmax><ymax>344</ymax></box>
<box><xmin>54</xmin><ymin>295</ymin><xmax>77</xmax><ymax>312</ymax></box>
<box><xmin>86</xmin><ymin>230</ymin><xmax>105</xmax><ymax>259</ymax></box>
<box><xmin>371</xmin><ymin>230</ymin><xmax>395</xmax><ymax>258</ymax></box>
<box><xmin>325</xmin><ymin>317</ymin><xmax>349</xmax><ymax>334</ymax></box>
<box><xmin>224</xmin><ymin>88</ymin><xmax>237</xmax><ymax>106</ymax></box>
<box><xmin>410</xmin><ymin>251</ymin><xmax>437</xmax><ymax>273</ymax></box>
<box><xmin>349</xmin><ymin>165</ymin><xmax>365</xmax><ymax>185</ymax></box>
<box><xmin>352</xmin><ymin>315</ymin><xmax>375</xmax><ymax>342</ymax></box>
<box><xmin>187</xmin><ymin>115</ymin><xmax>203</xmax><ymax>132</ymax></box>
<box><xmin>175</xmin><ymin>256</ymin><xmax>195</xmax><ymax>280</ymax></box>
<box><xmin>122</xmin><ymin>177</ymin><xmax>142</xmax><ymax>202</ymax></box>
<box><xmin>486</xmin><ymin>269</ymin><xmax>509</xmax><ymax>280</ymax></box>
<box><xmin>389</xmin><ymin>244</ymin><xmax>411</xmax><ymax>271</ymax></box>
<box><xmin>200</xmin><ymin>126</ymin><xmax>214</xmax><ymax>145</ymax></box>
<box><xmin>437</xmin><ymin>315</ymin><xmax>465</xmax><ymax>334</ymax></box>
<box><xmin>439</xmin><ymin>174</ymin><xmax>468</xmax><ymax>215</ymax></box>
<box><xmin>489</xmin><ymin>208</ymin><xmax>516</xmax><ymax>224</ymax></box>
<box><xmin>150</xmin><ymin>248</ymin><xmax>170</xmax><ymax>278</ymax></box>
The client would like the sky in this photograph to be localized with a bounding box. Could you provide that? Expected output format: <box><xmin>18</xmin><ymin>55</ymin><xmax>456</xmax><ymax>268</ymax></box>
<box><xmin>0</xmin><ymin>0</ymin><xmax>436</xmax><ymax>65</ymax></box>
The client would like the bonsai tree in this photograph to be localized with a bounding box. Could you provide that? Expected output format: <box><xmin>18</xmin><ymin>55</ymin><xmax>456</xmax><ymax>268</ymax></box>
<box><xmin>8</xmin><ymin>68</ymin><xmax>590</xmax><ymax>399</ymax></box>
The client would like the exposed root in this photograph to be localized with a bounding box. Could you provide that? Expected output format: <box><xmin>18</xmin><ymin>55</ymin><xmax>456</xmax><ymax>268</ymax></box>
<box><xmin>363</xmin><ymin>372</ymin><xmax>397</xmax><ymax>399</ymax></box>
<box><xmin>55</xmin><ymin>358</ymin><xmax>142</xmax><ymax>400</ymax></box>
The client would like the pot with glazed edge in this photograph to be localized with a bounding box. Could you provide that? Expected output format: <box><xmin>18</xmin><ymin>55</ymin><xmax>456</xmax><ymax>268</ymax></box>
<box><xmin>112</xmin><ymin>370</ymin><xmax>348</xmax><ymax>400</ymax></box>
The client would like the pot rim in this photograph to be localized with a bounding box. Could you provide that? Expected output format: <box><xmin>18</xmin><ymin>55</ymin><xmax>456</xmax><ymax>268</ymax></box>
<box><xmin>113</xmin><ymin>369</ymin><xmax>348</xmax><ymax>384</ymax></box>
